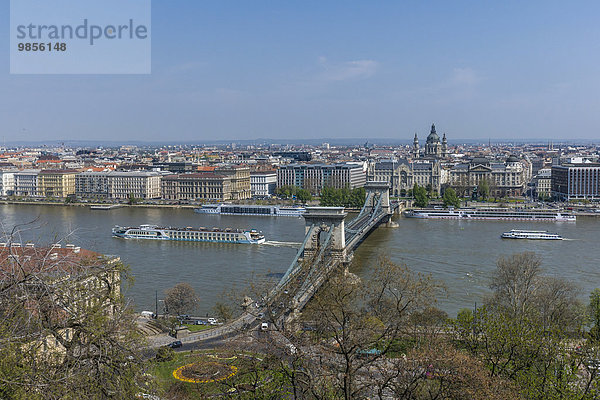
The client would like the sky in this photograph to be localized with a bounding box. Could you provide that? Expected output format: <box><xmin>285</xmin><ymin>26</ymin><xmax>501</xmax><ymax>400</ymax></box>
<box><xmin>1</xmin><ymin>1</ymin><xmax>600</xmax><ymax>143</ymax></box>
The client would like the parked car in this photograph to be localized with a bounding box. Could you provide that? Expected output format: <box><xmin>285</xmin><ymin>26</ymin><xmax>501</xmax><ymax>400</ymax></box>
<box><xmin>195</xmin><ymin>320</ymin><xmax>206</xmax><ymax>325</ymax></box>
<box><xmin>168</xmin><ymin>340</ymin><xmax>182</xmax><ymax>349</ymax></box>
<box><xmin>140</xmin><ymin>311</ymin><xmax>155</xmax><ymax>319</ymax></box>
<box><xmin>207</xmin><ymin>318</ymin><xmax>218</xmax><ymax>325</ymax></box>
<box><xmin>261</xmin><ymin>322</ymin><xmax>269</xmax><ymax>331</ymax></box>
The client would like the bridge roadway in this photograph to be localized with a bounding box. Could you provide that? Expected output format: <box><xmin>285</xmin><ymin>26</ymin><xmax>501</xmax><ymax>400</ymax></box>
<box><xmin>149</xmin><ymin>182</ymin><xmax>398</xmax><ymax>346</ymax></box>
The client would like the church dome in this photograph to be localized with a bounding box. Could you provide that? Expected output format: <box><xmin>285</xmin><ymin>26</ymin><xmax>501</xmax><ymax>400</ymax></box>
<box><xmin>506</xmin><ymin>155</ymin><xmax>520</xmax><ymax>163</ymax></box>
<box><xmin>426</xmin><ymin>124</ymin><xmax>440</xmax><ymax>143</ymax></box>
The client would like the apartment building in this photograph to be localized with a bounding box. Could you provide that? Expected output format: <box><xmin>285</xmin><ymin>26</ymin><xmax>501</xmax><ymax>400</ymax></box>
<box><xmin>0</xmin><ymin>170</ymin><xmax>16</xmax><ymax>196</ymax></box>
<box><xmin>75</xmin><ymin>171</ymin><xmax>110</xmax><ymax>199</ymax></box>
<box><xmin>37</xmin><ymin>170</ymin><xmax>77</xmax><ymax>198</ymax></box>
<box><xmin>14</xmin><ymin>169</ymin><xmax>40</xmax><ymax>197</ymax></box>
<box><xmin>534</xmin><ymin>168</ymin><xmax>552</xmax><ymax>199</ymax></box>
<box><xmin>75</xmin><ymin>171</ymin><xmax>162</xmax><ymax>200</ymax></box>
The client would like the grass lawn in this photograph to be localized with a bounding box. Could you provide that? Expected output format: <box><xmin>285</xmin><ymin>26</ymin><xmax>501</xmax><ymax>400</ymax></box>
<box><xmin>183</xmin><ymin>323</ymin><xmax>213</xmax><ymax>333</ymax></box>
<box><xmin>151</xmin><ymin>349</ymin><xmax>279</xmax><ymax>399</ymax></box>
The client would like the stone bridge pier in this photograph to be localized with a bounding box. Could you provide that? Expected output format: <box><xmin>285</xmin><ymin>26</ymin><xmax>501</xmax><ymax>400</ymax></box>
<box><xmin>364</xmin><ymin>181</ymin><xmax>393</xmax><ymax>222</ymax></box>
<box><xmin>302</xmin><ymin>207</ymin><xmax>347</xmax><ymax>261</ymax></box>
<box><xmin>364</xmin><ymin>181</ymin><xmax>391</xmax><ymax>215</ymax></box>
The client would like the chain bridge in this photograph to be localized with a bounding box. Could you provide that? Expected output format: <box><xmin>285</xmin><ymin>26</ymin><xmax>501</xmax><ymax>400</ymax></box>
<box><xmin>266</xmin><ymin>181</ymin><xmax>399</xmax><ymax>321</ymax></box>
<box><xmin>161</xmin><ymin>182</ymin><xmax>401</xmax><ymax>343</ymax></box>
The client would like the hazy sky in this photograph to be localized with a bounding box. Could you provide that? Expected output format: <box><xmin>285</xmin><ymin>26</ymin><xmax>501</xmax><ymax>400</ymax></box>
<box><xmin>2</xmin><ymin>1</ymin><xmax>599</xmax><ymax>143</ymax></box>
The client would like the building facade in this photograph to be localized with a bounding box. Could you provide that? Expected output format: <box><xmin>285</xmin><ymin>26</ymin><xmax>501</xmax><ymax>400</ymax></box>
<box><xmin>250</xmin><ymin>170</ymin><xmax>277</xmax><ymax>197</ymax></box>
<box><xmin>0</xmin><ymin>171</ymin><xmax>16</xmax><ymax>196</ymax></box>
<box><xmin>367</xmin><ymin>159</ymin><xmax>411</xmax><ymax>197</ymax></box>
<box><xmin>449</xmin><ymin>156</ymin><xmax>526</xmax><ymax>198</ymax></box>
<box><xmin>107</xmin><ymin>171</ymin><xmax>162</xmax><ymax>200</ymax></box>
<box><xmin>411</xmin><ymin>160</ymin><xmax>442</xmax><ymax>195</ymax></box>
<box><xmin>216</xmin><ymin>165</ymin><xmax>251</xmax><ymax>200</ymax></box>
<box><xmin>14</xmin><ymin>170</ymin><xmax>40</xmax><ymax>197</ymax></box>
<box><xmin>277</xmin><ymin>163</ymin><xmax>366</xmax><ymax>194</ymax></box>
<box><xmin>161</xmin><ymin>173</ymin><xmax>232</xmax><ymax>201</ymax></box>
<box><xmin>37</xmin><ymin>170</ymin><xmax>77</xmax><ymax>198</ymax></box>
<box><xmin>75</xmin><ymin>171</ymin><xmax>110</xmax><ymax>199</ymax></box>
<box><xmin>552</xmin><ymin>163</ymin><xmax>600</xmax><ymax>201</ymax></box>
<box><xmin>534</xmin><ymin>168</ymin><xmax>552</xmax><ymax>199</ymax></box>
<box><xmin>75</xmin><ymin>171</ymin><xmax>162</xmax><ymax>200</ymax></box>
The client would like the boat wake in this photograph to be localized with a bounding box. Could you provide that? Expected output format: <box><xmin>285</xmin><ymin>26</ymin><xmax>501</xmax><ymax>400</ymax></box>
<box><xmin>263</xmin><ymin>241</ymin><xmax>301</xmax><ymax>248</ymax></box>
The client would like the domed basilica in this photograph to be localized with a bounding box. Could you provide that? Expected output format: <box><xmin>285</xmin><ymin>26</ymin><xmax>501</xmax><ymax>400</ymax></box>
<box><xmin>412</xmin><ymin>123</ymin><xmax>448</xmax><ymax>159</ymax></box>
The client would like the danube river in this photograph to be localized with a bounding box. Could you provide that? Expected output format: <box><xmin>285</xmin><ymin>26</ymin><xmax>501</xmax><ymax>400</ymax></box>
<box><xmin>1</xmin><ymin>204</ymin><xmax>598</xmax><ymax>316</ymax></box>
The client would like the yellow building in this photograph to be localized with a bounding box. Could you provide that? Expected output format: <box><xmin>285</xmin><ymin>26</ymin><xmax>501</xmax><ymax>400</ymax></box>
<box><xmin>216</xmin><ymin>165</ymin><xmax>251</xmax><ymax>200</ymax></box>
<box><xmin>38</xmin><ymin>170</ymin><xmax>77</xmax><ymax>198</ymax></box>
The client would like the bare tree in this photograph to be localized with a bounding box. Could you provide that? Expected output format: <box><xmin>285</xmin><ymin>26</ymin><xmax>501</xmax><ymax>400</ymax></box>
<box><xmin>488</xmin><ymin>252</ymin><xmax>542</xmax><ymax>317</ymax></box>
<box><xmin>164</xmin><ymin>283</ymin><xmax>199</xmax><ymax>316</ymax></box>
<box><xmin>0</xmin><ymin>227</ymin><xmax>146</xmax><ymax>399</ymax></box>
<box><xmin>297</xmin><ymin>256</ymin><xmax>442</xmax><ymax>400</ymax></box>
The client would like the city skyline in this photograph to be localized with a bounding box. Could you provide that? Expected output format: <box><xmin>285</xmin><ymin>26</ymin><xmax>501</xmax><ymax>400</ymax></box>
<box><xmin>2</xmin><ymin>1</ymin><xmax>600</xmax><ymax>142</ymax></box>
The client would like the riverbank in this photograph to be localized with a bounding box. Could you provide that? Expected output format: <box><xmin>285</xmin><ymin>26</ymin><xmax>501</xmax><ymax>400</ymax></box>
<box><xmin>0</xmin><ymin>199</ymin><xmax>364</xmax><ymax>212</ymax></box>
<box><xmin>0</xmin><ymin>200</ymin><xmax>200</xmax><ymax>209</ymax></box>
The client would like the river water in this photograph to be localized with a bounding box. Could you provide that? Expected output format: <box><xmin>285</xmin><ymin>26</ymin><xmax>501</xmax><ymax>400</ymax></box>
<box><xmin>1</xmin><ymin>204</ymin><xmax>598</xmax><ymax>316</ymax></box>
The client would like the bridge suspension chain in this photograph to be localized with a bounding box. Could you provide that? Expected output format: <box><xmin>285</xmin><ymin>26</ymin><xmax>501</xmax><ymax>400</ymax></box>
<box><xmin>272</xmin><ymin>224</ymin><xmax>315</xmax><ymax>293</ymax></box>
<box><xmin>345</xmin><ymin>192</ymin><xmax>374</xmax><ymax>228</ymax></box>
<box><xmin>292</xmin><ymin>226</ymin><xmax>334</xmax><ymax>301</ymax></box>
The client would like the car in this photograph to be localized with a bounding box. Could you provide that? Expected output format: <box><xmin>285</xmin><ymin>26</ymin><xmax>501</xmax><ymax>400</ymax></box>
<box><xmin>167</xmin><ymin>340</ymin><xmax>182</xmax><ymax>349</ymax></box>
<box><xmin>207</xmin><ymin>317</ymin><xmax>218</xmax><ymax>325</ymax></box>
<box><xmin>195</xmin><ymin>320</ymin><xmax>206</xmax><ymax>325</ymax></box>
<box><xmin>261</xmin><ymin>322</ymin><xmax>269</xmax><ymax>331</ymax></box>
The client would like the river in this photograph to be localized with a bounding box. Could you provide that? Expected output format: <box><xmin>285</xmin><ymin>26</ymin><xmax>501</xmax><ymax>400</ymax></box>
<box><xmin>1</xmin><ymin>204</ymin><xmax>598</xmax><ymax>316</ymax></box>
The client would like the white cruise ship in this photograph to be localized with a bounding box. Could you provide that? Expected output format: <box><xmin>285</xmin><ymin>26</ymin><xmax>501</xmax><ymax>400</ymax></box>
<box><xmin>501</xmin><ymin>230</ymin><xmax>563</xmax><ymax>240</ymax></box>
<box><xmin>404</xmin><ymin>208</ymin><xmax>576</xmax><ymax>222</ymax></box>
<box><xmin>112</xmin><ymin>224</ymin><xmax>265</xmax><ymax>244</ymax></box>
<box><xmin>194</xmin><ymin>204</ymin><xmax>305</xmax><ymax>217</ymax></box>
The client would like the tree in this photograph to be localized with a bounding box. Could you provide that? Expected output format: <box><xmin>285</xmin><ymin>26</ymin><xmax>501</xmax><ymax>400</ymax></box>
<box><xmin>442</xmin><ymin>187</ymin><xmax>461</xmax><ymax>208</ymax></box>
<box><xmin>275</xmin><ymin>185</ymin><xmax>295</xmax><ymax>199</ymax></box>
<box><xmin>488</xmin><ymin>252</ymin><xmax>542</xmax><ymax>317</ymax></box>
<box><xmin>300</xmin><ymin>256</ymin><xmax>441</xmax><ymax>399</ymax></box>
<box><xmin>127</xmin><ymin>193</ymin><xmax>139</xmax><ymax>205</ymax></box>
<box><xmin>0</xmin><ymin>234</ymin><xmax>145</xmax><ymax>399</ymax></box>
<box><xmin>478</xmin><ymin>178</ymin><xmax>490</xmax><ymax>201</ymax></box>
<box><xmin>164</xmin><ymin>283</ymin><xmax>199</xmax><ymax>316</ymax></box>
<box><xmin>349</xmin><ymin>187</ymin><xmax>366</xmax><ymax>208</ymax></box>
<box><xmin>452</xmin><ymin>252</ymin><xmax>593</xmax><ymax>399</ymax></box>
<box><xmin>213</xmin><ymin>301</ymin><xmax>233</xmax><ymax>322</ymax></box>
<box><xmin>319</xmin><ymin>186</ymin><xmax>365</xmax><ymax>208</ymax></box>
<box><xmin>425</xmin><ymin>183</ymin><xmax>433</xmax><ymax>198</ymax></box>
<box><xmin>295</xmin><ymin>188</ymin><xmax>313</xmax><ymax>203</ymax></box>
<box><xmin>589</xmin><ymin>288</ymin><xmax>600</xmax><ymax>342</ymax></box>
<box><xmin>412</xmin><ymin>184</ymin><xmax>429</xmax><ymax>208</ymax></box>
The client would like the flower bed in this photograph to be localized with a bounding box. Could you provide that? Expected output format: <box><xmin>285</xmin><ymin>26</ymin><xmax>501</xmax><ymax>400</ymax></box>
<box><xmin>173</xmin><ymin>362</ymin><xmax>238</xmax><ymax>384</ymax></box>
